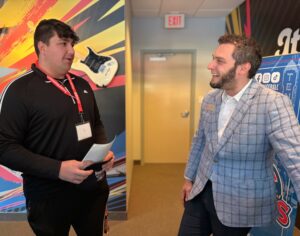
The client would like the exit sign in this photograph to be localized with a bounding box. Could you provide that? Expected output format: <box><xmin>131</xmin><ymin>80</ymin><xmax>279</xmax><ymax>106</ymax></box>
<box><xmin>164</xmin><ymin>14</ymin><xmax>185</xmax><ymax>29</ymax></box>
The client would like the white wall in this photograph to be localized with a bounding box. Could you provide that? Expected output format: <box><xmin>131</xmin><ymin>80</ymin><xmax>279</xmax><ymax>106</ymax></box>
<box><xmin>131</xmin><ymin>16</ymin><xmax>226</xmax><ymax>160</ymax></box>
<box><xmin>125</xmin><ymin>0</ymin><xmax>133</xmax><ymax>210</ymax></box>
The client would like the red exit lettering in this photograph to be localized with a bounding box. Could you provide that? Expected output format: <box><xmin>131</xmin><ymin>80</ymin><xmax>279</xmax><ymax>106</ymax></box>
<box><xmin>165</xmin><ymin>14</ymin><xmax>184</xmax><ymax>29</ymax></box>
<box><xmin>168</xmin><ymin>16</ymin><xmax>181</xmax><ymax>26</ymax></box>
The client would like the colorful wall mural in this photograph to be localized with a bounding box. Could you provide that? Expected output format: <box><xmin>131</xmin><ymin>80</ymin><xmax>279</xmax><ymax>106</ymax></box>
<box><xmin>0</xmin><ymin>0</ymin><xmax>126</xmax><ymax>216</ymax></box>
<box><xmin>226</xmin><ymin>0</ymin><xmax>299</xmax><ymax>56</ymax></box>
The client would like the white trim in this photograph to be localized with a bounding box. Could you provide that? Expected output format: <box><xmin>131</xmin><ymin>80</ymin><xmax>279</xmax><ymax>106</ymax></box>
<box><xmin>0</xmin><ymin>70</ymin><xmax>33</xmax><ymax>112</ymax></box>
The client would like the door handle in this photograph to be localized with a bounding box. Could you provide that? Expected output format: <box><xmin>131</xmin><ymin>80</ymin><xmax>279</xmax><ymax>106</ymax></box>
<box><xmin>181</xmin><ymin>111</ymin><xmax>190</xmax><ymax>118</ymax></box>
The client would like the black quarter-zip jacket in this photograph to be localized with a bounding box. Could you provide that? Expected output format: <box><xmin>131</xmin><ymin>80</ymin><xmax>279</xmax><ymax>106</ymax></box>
<box><xmin>0</xmin><ymin>64</ymin><xmax>107</xmax><ymax>200</ymax></box>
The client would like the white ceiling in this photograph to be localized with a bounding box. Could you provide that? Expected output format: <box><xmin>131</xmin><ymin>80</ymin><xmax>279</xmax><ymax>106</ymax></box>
<box><xmin>129</xmin><ymin>0</ymin><xmax>245</xmax><ymax>17</ymax></box>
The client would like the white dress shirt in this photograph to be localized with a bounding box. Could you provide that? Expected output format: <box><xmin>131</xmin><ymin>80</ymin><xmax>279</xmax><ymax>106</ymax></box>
<box><xmin>218</xmin><ymin>80</ymin><xmax>252</xmax><ymax>140</ymax></box>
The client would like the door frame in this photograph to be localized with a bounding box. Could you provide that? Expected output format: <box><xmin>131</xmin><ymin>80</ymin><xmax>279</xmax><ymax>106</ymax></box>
<box><xmin>140</xmin><ymin>49</ymin><xmax>197</xmax><ymax>164</ymax></box>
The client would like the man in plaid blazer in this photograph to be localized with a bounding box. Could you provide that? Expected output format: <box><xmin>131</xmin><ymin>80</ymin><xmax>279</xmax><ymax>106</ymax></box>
<box><xmin>178</xmin><ymin>34</ymin><xmax>300</xmax><ymax>236</ymax></box>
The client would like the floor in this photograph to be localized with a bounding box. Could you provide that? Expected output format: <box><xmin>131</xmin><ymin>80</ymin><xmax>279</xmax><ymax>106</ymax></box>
<box><xmin>0</xmin><ymin>164</ymin><xmax>185</xmax><ymax>236</ymax></box>
<box><xmin>0</xmin><ymin>164</ymin><xmax>300</xmax><ymax>236</ymax></box>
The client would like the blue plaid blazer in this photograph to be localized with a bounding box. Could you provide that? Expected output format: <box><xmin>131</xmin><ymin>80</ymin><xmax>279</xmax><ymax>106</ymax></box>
<box><xmin>184</xmin><ymin>79</ymin><xmax>300</xmax><ymax>227</ymax></box>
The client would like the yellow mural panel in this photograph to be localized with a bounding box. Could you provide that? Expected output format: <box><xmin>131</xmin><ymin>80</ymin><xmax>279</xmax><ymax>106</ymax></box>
<box><xmin>100</xmin><ymin>0</ymin><xmax>124</xmax><ymax>20</ymax></box>
<box><xmin>41</xmin><ymin>0</ymin><xmax>96</xmax><ymax>20</ymax></box>
<box><xmin>75</xmin><ymin>21</ymin><xmax>125</xmax><ymax>58</ymax></box>
<box><xmin>1</xmin><ymin>36</ymin><xmax>34</xmax><ymax>67</ymax></box>
<box><xmin>0</xmin><ymin>0</ymin><xmax>35</xmax><ymax>27</ymax></box>
<box><xmin>231</xmin><ymin>9</ymin><xmax>241</xmax><ymax>35</ymax></box>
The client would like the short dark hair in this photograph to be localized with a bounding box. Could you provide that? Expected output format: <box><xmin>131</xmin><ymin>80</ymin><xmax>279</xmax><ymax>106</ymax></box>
<box><xmin>218</xmin><ymin>34</ymin><xmax>262</xmax><ymax>78</ymax></box>
<box><xmin>34</xmin><ymin>19</ymin><xmax>79</xmax><ymax>56</ymax></box>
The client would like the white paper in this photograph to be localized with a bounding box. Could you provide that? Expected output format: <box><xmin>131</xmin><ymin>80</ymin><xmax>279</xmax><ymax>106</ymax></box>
<box><xmin>82</xmin><ymin>137</ymin><xmax>115</xmax><ymax>163</ymax></box>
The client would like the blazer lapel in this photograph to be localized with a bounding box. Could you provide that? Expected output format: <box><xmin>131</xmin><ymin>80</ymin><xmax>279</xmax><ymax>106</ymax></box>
<box><xmin>215</xmin><ymin>79</ymin><xmax>261</xmax><ymax>154</ymax></box>
<box><xmin>206</xmin><ymin>91</ymin><xmax>222</xmax><ymax>152</ymax></box>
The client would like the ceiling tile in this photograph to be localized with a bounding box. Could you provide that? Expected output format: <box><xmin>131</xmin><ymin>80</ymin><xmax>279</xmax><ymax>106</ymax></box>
<box><xmin>129</xmin><ymin>0</ymin><xmax>245</xmax><ymax>17</ymax></box>
<box><xmin>130</xmin><ymin>0</ymin><xmax>161</xmax><ymax>10</ymax></box>
<box><xmin>200</xmin><ymin>0</ymin><xmax>244</xmax><ymax>10</ymax></box>
<box><xmin>160</xmin><ymin>0</ymin><xmax>205</xmax><ymax>16</ymax></box>
<box><xmin>195</xmin><ymin>10</ymin><xmax>233</xmax><ymax>17</ymax></box>
<box><xmin>133</xmin><ymin>9</ymin><xmax>160</xmax><ymax>17</ymax></box>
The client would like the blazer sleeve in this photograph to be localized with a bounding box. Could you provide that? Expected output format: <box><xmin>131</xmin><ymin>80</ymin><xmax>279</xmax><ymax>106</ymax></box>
<box><xmin>267</xmin><ymin>93</ymin><xmax>300</xmax><ymax>200</ymax></box>
<box><xmin>184</xmin><ymin>102</ymin><xmax>206</xmax><ymax>181</ymax></box>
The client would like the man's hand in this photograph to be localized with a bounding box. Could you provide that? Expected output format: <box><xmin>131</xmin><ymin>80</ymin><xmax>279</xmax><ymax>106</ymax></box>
<box><xmin>182</xmin><ymin>179</ymin><xmax>193</xmax><ymax>204</ymax></box>
<box><xmin>102</xmin><ymin>151</ymin><xmax>114</xmax><ymax>171</ymax></box>
<box><xmin>59</xmin><ymin>160</ymin><xmax>93</xmax><ymax>184</ymax></box>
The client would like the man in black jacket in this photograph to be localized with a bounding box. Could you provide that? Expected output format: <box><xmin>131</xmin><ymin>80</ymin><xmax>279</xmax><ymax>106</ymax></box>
<box><xmin>0</xmin><ymin>19</ymin><xmax>114</xmax><ymax>236</ymax></box>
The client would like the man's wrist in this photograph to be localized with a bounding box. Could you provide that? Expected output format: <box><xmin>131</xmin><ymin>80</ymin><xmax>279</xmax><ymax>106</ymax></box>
<box><xmin>184</xmin><ymin>176</ymin><xmax>193</xmax><ymax>183</ymax></box>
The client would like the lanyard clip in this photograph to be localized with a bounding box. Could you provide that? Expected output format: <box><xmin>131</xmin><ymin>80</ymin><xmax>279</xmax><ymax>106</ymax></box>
<box><xmin>79</xmin><ymin>112</ymin><xmax>85</xmax><ymax>123</ymax></box>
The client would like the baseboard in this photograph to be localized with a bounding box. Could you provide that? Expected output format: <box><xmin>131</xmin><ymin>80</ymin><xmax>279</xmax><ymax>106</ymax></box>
<box><xmin>133</xmin><ymin>160</ymin><xmax>141</xmax><ymax>165</ymax></box>
<box><xmin>0</xmin><ymin>211</ymin><xmax>128</xmax><ymax>221</ymax></box>
<box><xmin>0</xmin><ymin>213</ymin><xmax>27</xmax><ymax>221</ymax></box>
<box><xmin>108</xmin><ymin>211</ymin><xmax>128</xmax><ymax>220</ymax></box>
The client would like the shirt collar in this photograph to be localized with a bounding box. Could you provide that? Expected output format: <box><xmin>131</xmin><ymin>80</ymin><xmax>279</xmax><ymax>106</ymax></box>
<box><xmin>222</xmin><ymin>79</ymin><xmax>252</xmax><ymax>102</ymax></box>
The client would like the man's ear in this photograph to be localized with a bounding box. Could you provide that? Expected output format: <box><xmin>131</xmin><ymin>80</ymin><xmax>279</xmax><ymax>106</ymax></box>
<box><xmin>37</xmin><ymin>41</ymin><xmax>46</xmax><ymax>55</ymax></box>
<box><xmin>237</xmin><ymin>62</ymin><xmax>251</xmax><ymax>76</ymax></box>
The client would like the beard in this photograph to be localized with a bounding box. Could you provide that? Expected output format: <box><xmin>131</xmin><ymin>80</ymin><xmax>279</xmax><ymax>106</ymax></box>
<box><xmin>209</xmin><ymin>65</ymin><xmax>237</xmax><ymax>89</ymax></box>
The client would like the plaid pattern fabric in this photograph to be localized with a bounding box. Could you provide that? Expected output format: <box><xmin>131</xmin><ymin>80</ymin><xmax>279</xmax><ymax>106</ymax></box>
<box><xmin>184</xmin><ymin>79</ymin><xmax>300</xmax><ymax>227</ymax></box>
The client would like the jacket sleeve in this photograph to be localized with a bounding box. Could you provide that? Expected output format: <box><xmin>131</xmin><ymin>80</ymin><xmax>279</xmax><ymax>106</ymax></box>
<box><xmin>267</xmin><ymin>93</ymin><xmax>300</xmax><ymax>201</ymax></box>
<box><xmin>184</xmin><ymin>101</ymin><xmax>206</xmax><ymax>181</ymax></box>
<box><xmin>0</xmin><ymin>83</ymin><xmax>61</xmax><ymax>179</ymax></box>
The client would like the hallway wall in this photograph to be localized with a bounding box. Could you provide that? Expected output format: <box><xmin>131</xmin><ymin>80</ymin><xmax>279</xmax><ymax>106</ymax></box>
<box><xmin>130</xmin><ymin>17</ymin><xmax>225</xmax><ymax>161</ymax></box>
<box><xmin>125</xmin><ymin>0</ymin><xmax>134</xmax><ymax>208</ymax></box>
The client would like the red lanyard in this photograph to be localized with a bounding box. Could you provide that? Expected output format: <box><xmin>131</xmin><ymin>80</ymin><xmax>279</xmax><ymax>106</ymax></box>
<box><xmin>46</xmin><ymin>74</ymin><xmax>83</xmax><ymax>114</ymax></box>
<box><xmin>35</xmin><ymin>63</ymin><xmax>84</xmax><ymax>115</ymax></box>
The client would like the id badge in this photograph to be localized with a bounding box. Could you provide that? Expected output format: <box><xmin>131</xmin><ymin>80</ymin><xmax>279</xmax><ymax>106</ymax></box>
<box><xmin>76</xmin><ymin>122</ymin><xmax>92</xmax><ymax>141</ymax></box>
